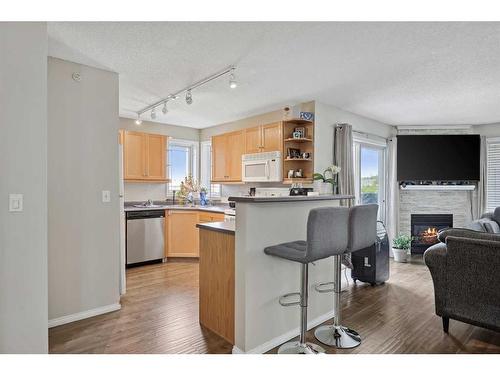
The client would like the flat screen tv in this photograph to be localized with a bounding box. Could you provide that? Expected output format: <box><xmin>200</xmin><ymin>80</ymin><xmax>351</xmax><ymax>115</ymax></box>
<box><xmin>397</xmin><ymin>135</ymin><xmax>480</xmax><ymax>181</ymax></box>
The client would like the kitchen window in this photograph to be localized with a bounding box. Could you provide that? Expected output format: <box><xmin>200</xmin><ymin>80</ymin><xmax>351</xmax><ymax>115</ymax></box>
<box><xmin>201</xmin><ymin>141</ymin><xmax>221</xmax><ymax>198</ymax></box>
<box><xmin>486</xmin><ymin>138</ymin><xmax>500</xmax><ymax>211</ymax></box>
<box><xmin>167</xmin><ymin>139</ymin><xmax>198</xmax><ymax>193</ymax></box>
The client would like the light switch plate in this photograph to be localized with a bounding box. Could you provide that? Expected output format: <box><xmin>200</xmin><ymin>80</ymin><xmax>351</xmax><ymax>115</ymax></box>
<box><xmin>102</xmin><ymin>190</ymin><xmax>111</xmax><ymax>203</ymax></box>
<box><xmin>9</xmin><ymin>194</ymin><xmax>23</xmax><ymax>212</ymax></box>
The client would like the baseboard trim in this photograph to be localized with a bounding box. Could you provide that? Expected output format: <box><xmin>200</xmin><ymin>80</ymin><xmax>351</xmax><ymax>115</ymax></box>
<box><xmin>232</xmin><ymin>310</ymin><xmax>334</xmax><ymax>354</ymax></box>
<box><xmin>48</xmin><ymin>303</ymin><xmax>121</xmax><ymax>328</ymax></box>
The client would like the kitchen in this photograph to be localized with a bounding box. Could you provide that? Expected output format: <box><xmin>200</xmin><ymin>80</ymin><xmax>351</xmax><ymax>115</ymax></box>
<box><xmin>119</xmin><ymin>104</ymin><xmax>334</xmax><ymax>352</ymax></box>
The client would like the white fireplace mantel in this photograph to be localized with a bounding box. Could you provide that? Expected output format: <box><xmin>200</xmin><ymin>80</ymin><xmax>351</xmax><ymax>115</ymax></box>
<box><xmin>400</xmin><ymin>185</ymin><xmax>476</xmax><ymax>191</ymax></box>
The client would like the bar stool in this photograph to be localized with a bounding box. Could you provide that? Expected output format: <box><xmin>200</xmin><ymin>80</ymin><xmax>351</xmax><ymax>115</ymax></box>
<box><xmin>314</xmin><ymin>204</ymin><xmax>378</xmax><ymax>349</ymax></box>
<box><xmin>264</xmin><ymin>206</ymin><xmax>350</xmax><ymax>354</ymax></box>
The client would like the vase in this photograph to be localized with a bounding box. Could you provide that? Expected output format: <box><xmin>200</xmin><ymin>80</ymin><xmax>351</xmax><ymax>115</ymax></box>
<box><xmin>314</xmin><ymin>181</ymin><xmax>333</xmax><ymax>195</ymax></box>
<box><xmin>393</xmin><ymin>248</ymin><xmax>408</xmax><ymax>263</ymax></box>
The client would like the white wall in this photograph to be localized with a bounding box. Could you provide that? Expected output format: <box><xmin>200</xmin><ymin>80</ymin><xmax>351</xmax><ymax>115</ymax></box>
<box><xmin>0</xmin><ymin>23</ymin><xmax>48</xmax><ymax>353</ymax></box>
<box><xmin>48</xmin><ymin>57</ymin><xmax>121</xmax><ymax>323</ymax></box>
<box><xmin>475</xmin><ymin>123</ymin><xmax>500</xmax><ymax>137</ymax></box>
<box><xmin>120</xmin><ymin>117</ymin><xmax>200</xmax><ymax>202</ymax></box>
<box><xmin>314</xmin><ymin>101</ymin><xmax>395</xmax><ymax>173</ymax></box>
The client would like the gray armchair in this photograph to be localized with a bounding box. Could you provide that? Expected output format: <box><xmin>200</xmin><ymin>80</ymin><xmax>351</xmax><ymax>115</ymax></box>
<box><xmin>424</xmin><ymin>228</ymin><xmax>500</xmax><ymax>333</ymax></box>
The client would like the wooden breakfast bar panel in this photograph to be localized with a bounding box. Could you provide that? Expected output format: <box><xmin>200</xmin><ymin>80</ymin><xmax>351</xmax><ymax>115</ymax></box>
<box><xmin>198</xmin><ymin>225</ymin><xmax>235</xmax><ymax>344</ymax></box>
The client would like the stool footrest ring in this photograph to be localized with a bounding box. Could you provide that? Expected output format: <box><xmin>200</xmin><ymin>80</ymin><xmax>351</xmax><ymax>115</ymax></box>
<box><xmin>279</xmin><ymin>292</ymin><xmax>301</xmax><ymax>306</ymax></box>
<box><xmin>315</xmin><ymin>281</ymin><xmax>335</xmax><ymax>293</ymax></box>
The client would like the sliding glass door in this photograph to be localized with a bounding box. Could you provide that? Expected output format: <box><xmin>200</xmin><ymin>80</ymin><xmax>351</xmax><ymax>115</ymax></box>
<box><xmin>353</xmin><ymin>140</ymin><xmax>386</xmax><ymax>222</ymax></box>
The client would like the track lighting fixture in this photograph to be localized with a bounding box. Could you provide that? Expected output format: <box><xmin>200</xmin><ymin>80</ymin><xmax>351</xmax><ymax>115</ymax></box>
<box><xmin>229</xmin><ymin>68</ymin><xmax>237</xmax><ymax>89</ymax></box>
<box><xmin>185</xmin><ymin>90</ymin><xmax>193</xmax><ymax>105</ymax></box>
<box><xmin>137</xmin><ymin>65</ymin><xmax>236</xmax><ymax>117</ymax></box>
<box><xmin>135</xmin><ymin>113</ymin><xmax>142</xmax><ymax>125</ymax></box>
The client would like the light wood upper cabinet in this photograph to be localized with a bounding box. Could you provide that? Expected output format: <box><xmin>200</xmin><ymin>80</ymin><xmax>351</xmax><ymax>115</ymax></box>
<box><xmin>146</xmin><ymin>134</ymin><xmax>166</xmax><ymax>180</ymax></box>
<box><xmin>123</xmin><ymin>131</ymin><xmax>146</xmax><ymax>180</ymax></box>
<box><xmin>245</xmin><ymin>126</ymin><xmax>262</xmax><ymax>154</ymax></box>
<box><xmin>227</xmin><ymin>130</ymin><xmax>245</xmax><ymax>181</ymax></box>
<box><xmin>122</xmin><ymin>130</ymin><xmax>168</xmax><ymax>182</ymax></box>
<box><xmin>243</xmin><ymin>122</ymin><xmax>282</xmax><ymax>154</ymax></box>
<box><xmin>211</xmin><ymin>130</ymin><xmax>245</xmax><ymax>182</ymax></box>
<box><xmin>165</xmin><ymin>210</ymin><xmax>200</xmax><ymax>258</ymax></box>
<box><xmin>211</xmin><ymin>122</ymin><xmax>282</xmax><ymax>182</ymax></box>
<box><xmin>211</xmin><ymin>133</ymin><xmax>227</xmax><ymax>181</ymax></box>
<box><xmin>261</xmin><ymin>122</ymin><xmax>282</xmax><ymax>153</ymax></box>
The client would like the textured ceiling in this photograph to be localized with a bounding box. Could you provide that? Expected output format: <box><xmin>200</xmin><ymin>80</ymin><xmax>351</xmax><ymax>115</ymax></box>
<box><xmin>48</xmin><ymin>22</ymin><xmax>500</xmax><ymax>128</ymax></box>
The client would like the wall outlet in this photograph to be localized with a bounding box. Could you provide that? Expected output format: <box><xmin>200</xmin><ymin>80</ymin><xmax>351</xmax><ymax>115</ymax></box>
<box><xmin>9</xmin><ymin>194</ymin><xmax>23</xmax><ymax>212</ymax></box>
<box><xmin>102</xmin><ymin>190</ymin><xmax>111</xmax><ymax>203</ymax></box>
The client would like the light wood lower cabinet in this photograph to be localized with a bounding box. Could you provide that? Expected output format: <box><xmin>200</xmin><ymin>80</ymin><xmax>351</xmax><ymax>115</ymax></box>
<box><xmin>165</xmin><ymin>210</ymin><xmax>200</xmax><ymax>258</ymax></box>
<box><xmin>164</xmin><ymin>210</ymin><xmax>226</xmax><ymax>258</ymax></box>
<box><xmin>199</xmin><ymin>228</ymin><xmax>235</xmax><ymax>344</ymax></box>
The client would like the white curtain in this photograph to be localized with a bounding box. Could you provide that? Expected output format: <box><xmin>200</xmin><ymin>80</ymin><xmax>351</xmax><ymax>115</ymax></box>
<box><xmin>385</xmin><ymin>137</ymin><xmax>399</xmax><ymax>256</ymax></box>
<box><xmin>333</xmin><ymin>124</ymin><xmax>354</xmax><ymax>207</ymax></box>
<box><xmin>473</xmin><ymin>136</ymin><xmax>487</xmax><ymax>219</ymax></box>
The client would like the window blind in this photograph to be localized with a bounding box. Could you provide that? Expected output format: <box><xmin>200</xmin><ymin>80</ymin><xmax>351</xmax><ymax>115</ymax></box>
<box><xmin>486</xmin><ymin>139</ymin><xmax>500</xmax><ymax>211</ymax></box>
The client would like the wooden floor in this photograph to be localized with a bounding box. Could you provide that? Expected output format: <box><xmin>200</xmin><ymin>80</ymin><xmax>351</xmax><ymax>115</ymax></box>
<box><xmin>49</xmin><ymin>257</ymin><xmax>500</xmax><ymax>354</ymax></box>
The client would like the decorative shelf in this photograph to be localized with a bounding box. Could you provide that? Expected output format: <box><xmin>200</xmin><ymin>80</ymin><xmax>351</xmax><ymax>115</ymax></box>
<box><xmin>284</xmin><ymin>138</ymin><xmax>313</xmax><ymax>143</ymax></box>
<box><xmin>283</xmin><ymin>177</ymin><xmax>313</xmax><ymax>184</ymax></box>
<box><xmin>284</xmin><ymin>158</ymin><xmax>313</xmax><ymax>162</ymax></box>
<box><xmin>283</xmin><ymin>118</ymin><xmax>314</xmax><ymax>125</ymax></box>
<box><xmin>400</xmin><ymin>185</ymin><xmax>476</xmax><ymax>191</ymax></box>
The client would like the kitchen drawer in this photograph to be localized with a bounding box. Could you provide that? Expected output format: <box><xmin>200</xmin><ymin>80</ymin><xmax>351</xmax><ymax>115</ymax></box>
<box><xmin>198</xmin><ymin>212</ymin><xmax>225</xmax><ymax>223</ymax></box>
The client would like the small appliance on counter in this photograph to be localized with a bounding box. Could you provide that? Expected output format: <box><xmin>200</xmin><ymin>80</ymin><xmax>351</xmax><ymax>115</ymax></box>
<box><xmin>289</xmin><ymin>187</ymin><xmax>313</xmax><ymax>196</ymax></box>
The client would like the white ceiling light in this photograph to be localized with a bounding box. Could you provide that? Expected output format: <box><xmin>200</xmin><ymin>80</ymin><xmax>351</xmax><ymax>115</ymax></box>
<box><xmin>135</xmin><ymin>113</ymin><xmax>142</xmax><ymax>125</ymax></box>
<box><xmin>162</xmin><ymin>102</ymin><xmax>168</xmax><ymax>115</ymax></box>
<box><xmin>229</xmin><ymin>68</ymin><xmax>237</xmax><ymax>89</ymax></box>
<box><xmin>185</xmin><ymin>90</ymin><xmax>193</xmax><ymax>105</ymax></box>
<box><xmin>150</xmin><ymin>107</ymin><xmax>156</xmax><ymax>120</ymax></box>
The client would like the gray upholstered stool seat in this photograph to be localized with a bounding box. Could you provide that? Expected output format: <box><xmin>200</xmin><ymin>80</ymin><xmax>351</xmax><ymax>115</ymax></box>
<box><xmin>264</xmin><ymin>206</ymin><xmax>350</xmax><ymax>354</ymax></box>
<box><xmin>314</xmin><ymin>203</ymin><xmax>379</xmax><ymax>349</ymax></box>
<box><xmin>265</xmin><ymin>240</ymin><xmax>327</xmax><ymax>263</ymax></box>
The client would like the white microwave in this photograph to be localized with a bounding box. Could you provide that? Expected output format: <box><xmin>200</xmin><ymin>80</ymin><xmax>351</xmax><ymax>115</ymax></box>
<box><xmin>242</xmin><ymin>151</ymin><xmax>282</xmax><ymax>182</ymax></box>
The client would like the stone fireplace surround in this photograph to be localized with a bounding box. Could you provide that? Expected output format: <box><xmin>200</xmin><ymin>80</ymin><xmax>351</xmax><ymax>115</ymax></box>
<box><xmin>399</xmin><ymin>188</ymin><xmax>475</xmax><ymax>238</ymax></box>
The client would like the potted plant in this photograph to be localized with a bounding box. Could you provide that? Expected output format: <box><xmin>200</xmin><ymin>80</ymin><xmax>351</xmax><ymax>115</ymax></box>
<box><xmin>392</xmin><ymin>234</ymin><xmax>413</xmax><ymax>263</ymax></box>
<box><xmin>313</xmin><ymin>165</ymin><xmax>341</xmax><ymax>195</ymax></box>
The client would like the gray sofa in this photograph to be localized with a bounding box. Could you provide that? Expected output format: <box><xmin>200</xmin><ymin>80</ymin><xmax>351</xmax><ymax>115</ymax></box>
<box><xmin>468</xmin><ymin>207</ymin><xmax>500</xmax><ymax>233</ymax></box>
<box><xmin>424</xmin><ymin>228</ymin><xmax>500</xmax><ymax>333</ymax></box>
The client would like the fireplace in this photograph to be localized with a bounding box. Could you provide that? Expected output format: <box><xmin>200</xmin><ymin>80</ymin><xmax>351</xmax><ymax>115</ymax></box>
<box><xmin>410</xmin><ymin>214</ymin><xmax>453</xmax><ymax>254</ymax></box>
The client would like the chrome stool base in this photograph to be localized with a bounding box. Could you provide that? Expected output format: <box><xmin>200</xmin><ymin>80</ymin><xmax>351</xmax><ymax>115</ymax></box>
<box><xmin>314</xmin><ymin>325</ymin><xmax>361</xmax><ymax>349</ymax></box>
<box><xmin>278</xmin><ymin>341</ymin><xmax>326</xmax><ymax>354</ymax></box>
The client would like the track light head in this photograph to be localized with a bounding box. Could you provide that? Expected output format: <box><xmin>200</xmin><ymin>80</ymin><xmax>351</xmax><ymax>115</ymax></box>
<box><xmin>135</xmin><ymin>113</ymin><xmax>142</xmax><ymax>125</ymax></box>
<box><xmin>151</xmin><ymin>108</ymin><xmax>156</xmax><ymax>120</ymax></box>
<box><xmin>162</xmin><ymin>102</ymin><xmax>168</xmax><ymax>115</ymax></box>
<box><xmin>185</xmin><ymin>90</ymin><xmax>193</xmax><ymax>105</ymax></box>
<box><xmin>229</xmin><ymin>68</ymin><xmax>237</xmax><ymax>89</ymax></box>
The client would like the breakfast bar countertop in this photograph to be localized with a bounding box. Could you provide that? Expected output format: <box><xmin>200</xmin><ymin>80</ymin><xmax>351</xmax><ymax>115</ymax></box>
<box><xmin>228</xmin><ymin>194</ymin><xmax>354</xmax><ymax>203</ymax></box>
<box><xmin>196</xmin><ymin>221</ymin><xmax>235</xmax><ymax>234</ymax></box>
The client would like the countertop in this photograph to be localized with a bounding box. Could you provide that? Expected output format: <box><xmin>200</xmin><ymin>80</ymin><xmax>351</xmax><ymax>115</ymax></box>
<box><xmin>124</xmin><ymin>204</ymin><xmax>228</xmax><ymax>213</ymax></box>
<box><xmin>196</xmin><ymin>221</ymin><xmax>235</xmax><ymax>234</ymax></box>
<box><xmin>227</xmin><ymin>194</ymin><xmax>354</xmax><ymax>203</ymax></box>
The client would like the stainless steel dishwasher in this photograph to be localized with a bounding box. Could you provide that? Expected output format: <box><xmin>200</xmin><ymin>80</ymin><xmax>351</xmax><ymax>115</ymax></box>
<box><xmin>126</xmin><ymin>210</ymin><xmax>165</xmax><ymax>266</ymax></box>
